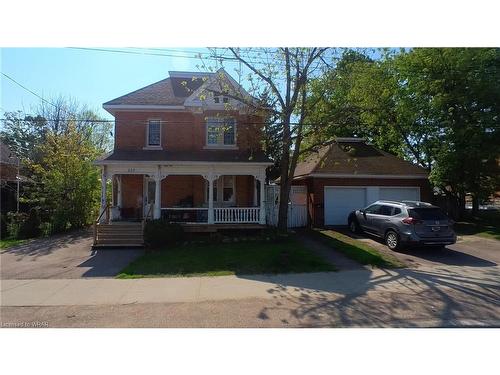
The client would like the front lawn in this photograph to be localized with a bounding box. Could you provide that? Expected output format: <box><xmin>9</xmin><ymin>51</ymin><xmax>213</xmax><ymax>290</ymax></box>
<box><xmin>117</xmin><ymin>237</ymin><xmax>335</xmax><ymax>278</ymax></box>
<box><xmin>309</xmin><ymin>229</ymin><xmax>405</xmax><ymax>268</ymax></box>
<box><xmin>454</xmin><ymin>210</ymin><xmax>500</xmax><ymax>241</ymax></box>
<box><xmin>0</xmin><ymin>238</ymin><xmax>28</xmax><ymax>251</ymax></box>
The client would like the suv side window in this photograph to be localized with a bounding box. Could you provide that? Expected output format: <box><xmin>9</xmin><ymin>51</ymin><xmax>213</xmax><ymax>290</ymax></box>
<box><xmin>392</xmin><ymin>207</ymin><xmax>402</xmax><ymax>216</ymax></box>
<box><xmin>365</xmin><ymin>204</ymin><xmax>382</xmax><ymax>214</ymax></box>
<box><xmin>379</xmin><ymin>205</ymin><xmax>393</xmax><ymax>216</ymax></box>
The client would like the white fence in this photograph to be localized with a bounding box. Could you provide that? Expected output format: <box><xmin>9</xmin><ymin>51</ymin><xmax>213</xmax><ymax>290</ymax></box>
<box><xmin>214</xmin><ymin>207</ymin><xmax>260</xmax><ymax>224</ymax></box>
<box><xmin>265</xmin><ymin>185</ymin><xmax>308</xmax><ymax>228</ymax></box>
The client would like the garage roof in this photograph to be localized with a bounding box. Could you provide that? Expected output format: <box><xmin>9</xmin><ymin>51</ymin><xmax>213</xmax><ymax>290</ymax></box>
<box><xmin>293</xmin><ymin>140</ymin><xmax>429</xmax><ymax>178</ymax></box>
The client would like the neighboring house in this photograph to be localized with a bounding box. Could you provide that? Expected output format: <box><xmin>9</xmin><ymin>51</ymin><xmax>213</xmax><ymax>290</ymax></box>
<box><xmin>291</xmin><ymin>138</ymin><xmax>431</xmax><ymax>226</ymax></box>
<box><xmin>95</xmin><ymin>69</ymin><xmax>272</xmax><ymax>234</ymax></box>
<box><xmin>0</xmin><ymin>140</ymin><xmax>22</xmax><ymax>213</ymax></box>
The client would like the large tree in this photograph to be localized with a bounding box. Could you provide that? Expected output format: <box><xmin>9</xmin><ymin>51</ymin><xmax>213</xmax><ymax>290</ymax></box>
<box><xmin>305</xmin><ymin>48</ymin><xmax>500</xmax><ymax>218</ymax></box>
<box><xmin>203</xmin><ymin>48</ymin><xmax>331</xmax><ymax>232</ymax></box>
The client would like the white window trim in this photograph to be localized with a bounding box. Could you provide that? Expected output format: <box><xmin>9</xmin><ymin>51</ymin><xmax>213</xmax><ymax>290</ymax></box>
<box><xmin>205</xmin><ymin>176</ymin><xmax>236</xmax><ymax>205</ymax></box>
<box><xmin>144</xmin><ymin>118</ymin><xmax>163</xmax><ymax>149</ymax></box>
<box><xmin>204</xmin><ymin>117</ymin><xmax>238</xmax><ymax>149</ymax></box>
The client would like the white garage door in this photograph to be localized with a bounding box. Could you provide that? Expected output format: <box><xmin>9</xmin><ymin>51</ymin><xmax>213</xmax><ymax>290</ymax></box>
<box><xmin>379</xmin><ymin>187</ymin><xmax>420</xmax><ymax>202</ymax></box>
<box><xmin>324</xmin><ymin>187</ymin><xmax>367</xmax><ymax>226</ymax></box>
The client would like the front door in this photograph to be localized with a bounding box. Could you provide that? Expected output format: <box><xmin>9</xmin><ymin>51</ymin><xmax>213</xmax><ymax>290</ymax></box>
<box><xmin>143</xmin><ymin>178</ymin><xmax>156</xmax><ymax>217</ymax></box>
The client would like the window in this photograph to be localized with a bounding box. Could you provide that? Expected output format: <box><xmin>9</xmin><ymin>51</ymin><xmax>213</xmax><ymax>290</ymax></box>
<box><xmin>379</xmin><ymin>205</ymin><xmax>393</xmax><ymax>216</ymax></box>
<box><xmin>147</xmin><ymin>120</ymin><xmax>161</xmax><ymax>146</ymax></box>
<box><xmin>223</xmin><ymin>176</ymin><xmax>234</xmax><ymax>202</ymax></box>
<box><xmin>392</xmin><ymin>207</ymin><xmax>402</xmax><ymax>216</ymax></box>
<box><xmin>408</xmin><ymin>208</ymin><xmax>447</xmax><ymax>220</ymax></box>
<box><xmin>214</xmin><ymin>96</ymin><xmax>220</xmax><ymax>103</ymax></box>
<box><xmin>222</xmin><ymin>96</ymin><xmax>229</xmax><ymax>103</ymax></box>
<box><xmin>364</xmin><ymin>204</ymin><xmax>382</xmax><ymax>214</ymax></box>
<box><xmin>206</xmin><ymin>118</ymin><xmax>236</xmax><ymax>146</ymax></box>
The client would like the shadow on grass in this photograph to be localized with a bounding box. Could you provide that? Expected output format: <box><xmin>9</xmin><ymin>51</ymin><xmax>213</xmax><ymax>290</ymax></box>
<box><xmin>308</xmin><ymin>229</ymin><xmax>405</xmax><ymax>268</ymax></box>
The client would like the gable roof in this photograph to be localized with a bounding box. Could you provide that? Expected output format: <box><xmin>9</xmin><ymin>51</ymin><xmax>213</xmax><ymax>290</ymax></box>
<box><xmin>103</xmin><ymin>73</ymin><xmax>213</xmax><ymax>106</ymax></box>
<box><xmin>103</xmin><ymin>69</ymin><xmax>259</xmax><ymax>111</ymax></box>
<box><xmin>294</xmin><ymin>139</ymin><xmax>429</xmax><ymax>178</ymax></box>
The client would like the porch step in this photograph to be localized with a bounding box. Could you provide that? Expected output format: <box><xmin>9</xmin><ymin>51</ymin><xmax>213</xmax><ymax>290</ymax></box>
<box><xmin>94</xmin><ymin>222</ymin><xmax>144</xmax><ymax>247</ymax></box>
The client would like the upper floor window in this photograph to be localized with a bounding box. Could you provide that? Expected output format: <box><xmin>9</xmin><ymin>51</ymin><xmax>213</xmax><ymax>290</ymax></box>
<box><xmin>147</xmin><ymin>120</ymin><xmax>161</xmax><ymax>147</ymax></box>
<box><xmin>206</xmin><ymin>117</ymin><xmax>236</xmax><ymax>146</ymax></box>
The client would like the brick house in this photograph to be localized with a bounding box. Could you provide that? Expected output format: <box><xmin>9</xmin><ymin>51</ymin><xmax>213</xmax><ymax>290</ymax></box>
<box><xmin>291</xmin><ymin>138</ymin><xmax>432</xmax><ymax>227</ymax></box>
<box><xmin>95</xmin><ymin>69</ymin><xmax>272</xmax><ymax>236</ymax></box>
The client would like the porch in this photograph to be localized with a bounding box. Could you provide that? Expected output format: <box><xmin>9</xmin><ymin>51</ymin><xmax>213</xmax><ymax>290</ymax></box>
<box><xmin>98</xmin><ymin>163</ymin><xmax>268</xmax><ymax>226</ymax></box>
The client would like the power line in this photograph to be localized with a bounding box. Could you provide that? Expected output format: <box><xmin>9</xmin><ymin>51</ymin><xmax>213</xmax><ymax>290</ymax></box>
<box><xmin>1</xmin><ymin>72</ymin><xmax>57</xmax><ymax>108</ymax></box>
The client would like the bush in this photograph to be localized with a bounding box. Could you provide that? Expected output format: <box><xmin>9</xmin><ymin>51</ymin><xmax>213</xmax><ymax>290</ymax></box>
<box><xmin>6</xmin><ymin>210</ymin><xmax>41</xmax><ymax>239</ymax></box>
<box><xmin>144</xmin><ymin>220</ymin><xmax>184</xmax><ymax>248</ymax></box>
<box><xmin>0</xmin><ymin>213</ymin><xmax>7</xmax><ymax>239</ymax></box>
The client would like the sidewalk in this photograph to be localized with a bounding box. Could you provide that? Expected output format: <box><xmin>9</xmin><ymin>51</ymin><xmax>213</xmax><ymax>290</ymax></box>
<box><xmin>1</xmin><ymin>270</ymin><xmax>373</xmax><ymax>307</ymax></box>
<box><xmin>2</xmin><ymin>264</ymin><xmax>498</xmax><ymax>308</ymax></box>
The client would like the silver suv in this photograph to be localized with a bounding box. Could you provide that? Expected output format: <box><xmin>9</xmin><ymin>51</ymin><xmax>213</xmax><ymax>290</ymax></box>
<box><xmin>347</xmin><ymin>200</ymin><xmax>457</xmax><ymax>250</ymax></box>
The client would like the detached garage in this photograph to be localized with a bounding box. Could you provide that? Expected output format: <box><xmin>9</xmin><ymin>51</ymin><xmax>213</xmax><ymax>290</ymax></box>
<box><xmin>292</xmin><ymin>138</ymin><xmax>431</xmax><ymax>227</ymax></box>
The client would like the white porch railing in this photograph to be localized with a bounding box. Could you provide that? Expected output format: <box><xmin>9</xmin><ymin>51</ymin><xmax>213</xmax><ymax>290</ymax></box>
<box><xmin>161</xmin><ymin>208</ymin><xmax>209</xmax><ymax>223</ymax></box>
<box><xmin>214</xmin><ymin>207</ymin><xmax>260</xmax><ymax>224</ymax></box>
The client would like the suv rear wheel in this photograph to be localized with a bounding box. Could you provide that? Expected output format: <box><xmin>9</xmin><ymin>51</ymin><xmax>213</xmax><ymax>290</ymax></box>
<box><xmin>385</xmin><ymin>230</ymin><xmax>400</xmax><ymax>250</ymax></box>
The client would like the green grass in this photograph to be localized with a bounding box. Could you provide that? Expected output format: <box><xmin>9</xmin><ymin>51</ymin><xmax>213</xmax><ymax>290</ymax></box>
<box><xmin>309</xmin><ymin>229</ymin><xmax>405</xmax><ymax>268</ymax></box>
<box><xmin>0</xmin><ymin>238</ymin><xmax>28</xmax><ymax>251</ymax></box>
<box><xmin>117</xmin><ymin>237</ymin><xmax>336</xmax><ymax>279</ymax></box>
<box><xmin>454</xmin><ymin>210</ymin><xmax>500</xmax><ymax>241</ymax></box>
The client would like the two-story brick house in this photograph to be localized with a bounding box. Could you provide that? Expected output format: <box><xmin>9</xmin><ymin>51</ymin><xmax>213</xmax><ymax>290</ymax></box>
<box><xmin>95</xmin><ymin>69</ymin><xmax>272</xmax><ymax>242</ymax></box>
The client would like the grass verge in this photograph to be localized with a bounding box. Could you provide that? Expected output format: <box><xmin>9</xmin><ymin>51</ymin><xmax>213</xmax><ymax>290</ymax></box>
<box><xmin>117</xmin><ymin>237</ymin><xmax>335</xmax><ymax>278</ymax></box>
<box><xmin>454</xmin><ymin>210</ymin><xmax>500</xmax><ymax>241</ymax></box>
<box><xmin>0</xmin><ymin>238</ymin><xmax>28</xmax><ymax>251</ymax></box>
<box><xmin>309</xmin><ymin>229</ymin><xmax>405</xmax><ymax>268</ymax></box>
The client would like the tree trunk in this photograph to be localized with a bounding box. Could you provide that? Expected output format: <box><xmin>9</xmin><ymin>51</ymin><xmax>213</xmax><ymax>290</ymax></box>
<box><xmin>471</xmin><ymin>194</ymin><xmax>479</xmax><ymax>216</ymax></box>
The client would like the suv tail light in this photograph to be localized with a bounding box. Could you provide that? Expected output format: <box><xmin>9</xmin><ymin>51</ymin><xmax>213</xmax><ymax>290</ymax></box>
<box><xmin>402</xmin><ymin>217</ymin><xmax>423</xmax><ymax>225</ymax></box>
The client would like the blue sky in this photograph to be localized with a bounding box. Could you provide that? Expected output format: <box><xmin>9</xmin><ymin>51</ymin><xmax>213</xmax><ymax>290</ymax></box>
<box><xmin>1</xmin><ymin>48</ymin><xmax>209</xmax><ymax>120</ymax></box>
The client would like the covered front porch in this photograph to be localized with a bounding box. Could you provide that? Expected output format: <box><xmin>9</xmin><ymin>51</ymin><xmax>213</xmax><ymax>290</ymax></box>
<box><xmin>98</xmin><ymin>163</ymin><xmax>268</xmax><ymax>226</ymax></box>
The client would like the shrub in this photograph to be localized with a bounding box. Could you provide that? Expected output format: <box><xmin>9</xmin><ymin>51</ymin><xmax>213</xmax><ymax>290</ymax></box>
<box><xmin>144</xmin><ymin>220</ymin><xmax>184</xmax><ymax>248</ymax></box>
<box><xmin>0</xmin><ymin>213</ymin><xmax>7</xmax><ymax>239</ymax></box>
<box><xmin>6</xmin><ymin>210</ymin><xmax>41</xmax><ymax>239</ymax></box>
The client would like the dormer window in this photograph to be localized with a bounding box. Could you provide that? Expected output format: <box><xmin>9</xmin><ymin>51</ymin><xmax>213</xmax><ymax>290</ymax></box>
<box><xmin>147</xmin><ymin>119</ymin><xmax>161</xmax><ymax>147</ymax></box>
<box><xmin>206</xmin><ymin>117</ymin><xmax>236</xmax><ymax>146</ymax></box>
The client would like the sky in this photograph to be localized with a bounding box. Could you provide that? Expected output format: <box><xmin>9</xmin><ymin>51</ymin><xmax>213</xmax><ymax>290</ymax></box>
<box><xmin>0</xmin><ymin>48</ymin><xmax>211</xmax><ymax>120</ymax></box>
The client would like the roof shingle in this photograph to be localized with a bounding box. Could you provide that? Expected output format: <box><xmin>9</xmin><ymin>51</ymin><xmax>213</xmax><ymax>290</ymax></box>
<box><xmin>294</xmin><ymin>141</ymin><xmax>428</xmax><ymax>178</ymax></box>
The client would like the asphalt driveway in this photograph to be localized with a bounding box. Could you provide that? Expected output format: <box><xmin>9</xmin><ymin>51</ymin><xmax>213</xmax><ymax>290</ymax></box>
<box><xmin>336</xmin><ymin>228</ymin><xmax>500</xmax><ymax>269</ymax></box>
<box><xmin>0</xmin><ymin>229</ymin><xmax>144</xmax><ymax>279</ymax></box>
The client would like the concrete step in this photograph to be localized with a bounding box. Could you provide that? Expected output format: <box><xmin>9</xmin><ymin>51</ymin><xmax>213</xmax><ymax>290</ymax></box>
<box><xmin>95</xmin><ymin>238</ymin><xmax>144</xmax><ymax>245</ymax></box>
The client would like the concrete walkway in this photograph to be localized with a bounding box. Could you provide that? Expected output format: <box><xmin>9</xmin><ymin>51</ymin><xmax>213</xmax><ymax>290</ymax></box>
<box><xmin>2</xmin><ymin>264</ymin><xmax>499</xmax><ymax>307</ymax></box>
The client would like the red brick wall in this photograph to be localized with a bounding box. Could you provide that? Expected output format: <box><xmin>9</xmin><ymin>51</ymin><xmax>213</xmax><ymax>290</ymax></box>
<box><xmin>294</xmin><ymin>177</ymin><xmax>432</xmax><ymax>227</ymax></box>
<box><xmin>161</xmin><ymin>175</ymin><xmax>205</xmax><ymax>207</ymax></box>
<box><xmin>114</xmin><ymin>110</ymin><xmax>263</xmax><ymax>152</ymax></box>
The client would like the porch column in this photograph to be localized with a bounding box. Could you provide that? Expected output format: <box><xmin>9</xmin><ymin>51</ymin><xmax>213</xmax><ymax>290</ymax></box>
<box><xmin>117</xmin><ymin>175</ymin><xmax>123</xmax><ymax>208</ymax></box>
<box><xmin>258</xmin><ymin>175</ymin><xmax>266</xmax><ymax>224</ymax></box>
<box><xmin>208</xmin><ymin>175</ymin><xmax>215</xmax><ymax>224</ymax></box>
<box><xmin>154</xmin><ymin>166</ymin><xmax>162</xmax><ymax>219</ymax></box>
<box><xmin>100</xmin><ymin>166</ymin><xmax>108</xmax><ymax>223</ymax></box>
